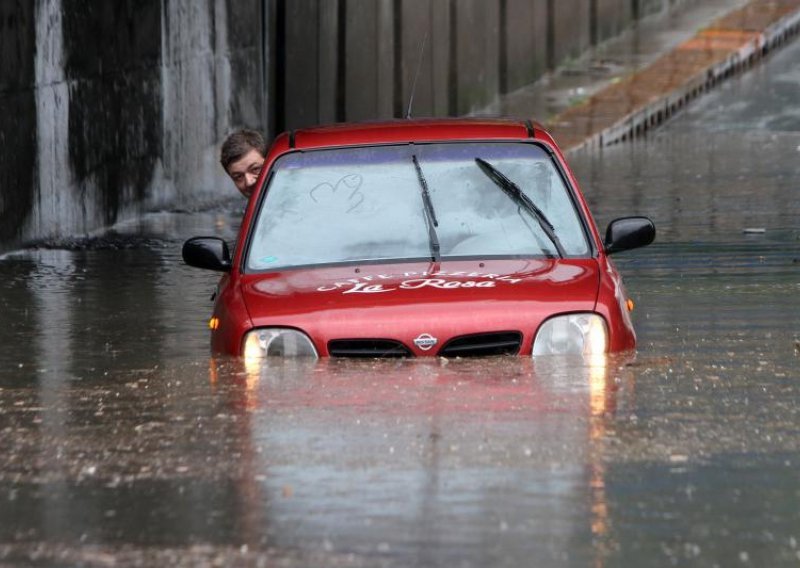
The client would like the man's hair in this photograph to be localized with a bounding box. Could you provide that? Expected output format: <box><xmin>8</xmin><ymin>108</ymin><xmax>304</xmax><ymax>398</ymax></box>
<box><xmin>220</xmin><ymin>129</ymin><xmax>267</xmax><ymax>171</ymax></box>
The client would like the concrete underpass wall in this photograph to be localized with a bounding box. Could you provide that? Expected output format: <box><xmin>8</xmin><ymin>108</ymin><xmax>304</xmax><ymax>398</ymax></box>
<box><xmin>0</xmin><ymin>1</ymin><xmax>37</xmax><ymax>247</ymax></box>
<box><xmin>0</xmin><ymin>0</ymin><xmax>263</xmax><ymax>252</ymax></box>
<box><xmin>260</xmin><ymin>0</ymin><xmax>692</xmax><ymax>129</ymax></box>
<box><xmin>0</xmin><ymin>0</ymin><xmax>695</xmax><ymax>252</ymax></box>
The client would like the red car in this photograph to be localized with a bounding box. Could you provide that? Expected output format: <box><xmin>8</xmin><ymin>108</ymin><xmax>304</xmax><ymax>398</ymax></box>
<box><xmin>184</xmin><ymin>119</ymin><xmax>654</xmax><ymax>359</ymax></box>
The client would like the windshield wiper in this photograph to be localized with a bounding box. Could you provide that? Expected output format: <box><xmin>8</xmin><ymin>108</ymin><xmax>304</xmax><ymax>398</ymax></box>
<box><xmin>474</xmin><ymin>157</ymin><xmax>566</xmax><ymax>258</ymax></box>
<box><xmin>412</xmin><ymin>155</ymin><xmax>441</xmax><ymax>262</ymax></box>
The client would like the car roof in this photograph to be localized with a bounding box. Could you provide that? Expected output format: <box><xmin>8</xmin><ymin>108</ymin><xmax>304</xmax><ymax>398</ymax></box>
<box><xmin>284</xmin><ymin>118</ymin><xmax>555</xmax><ymax>151</ymax></box>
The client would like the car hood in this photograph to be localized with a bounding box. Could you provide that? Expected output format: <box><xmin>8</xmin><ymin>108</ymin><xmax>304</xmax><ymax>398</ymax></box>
<box><xmin>240</xmin><ymin>259</ymin><xmax>600</xmax><ymax>353</ymax></box>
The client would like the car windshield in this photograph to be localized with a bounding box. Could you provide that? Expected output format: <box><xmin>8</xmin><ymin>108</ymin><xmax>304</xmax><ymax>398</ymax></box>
<box><xmin>246</xmin><ymin>142</ymin><xmax>591</xmax><ymax>271</ymax></box>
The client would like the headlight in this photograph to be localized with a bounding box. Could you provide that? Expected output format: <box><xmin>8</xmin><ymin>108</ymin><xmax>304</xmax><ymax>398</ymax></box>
<box><xmin>242</xmin><ymin>328</ymin><xmax>318</xmax><ymax>359</ymax></box>
<box><xmin>532</xmin><ymin>313</ymin><xmax>608</xmax><ymax>356</ymax></box>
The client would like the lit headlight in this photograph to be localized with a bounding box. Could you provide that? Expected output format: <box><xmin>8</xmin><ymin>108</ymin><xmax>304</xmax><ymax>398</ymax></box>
<box><xmin>242</xmin><ymin>328</ymin><xmax>318</xmax><ymax>359</ymax></box>
<box><xmin>532</xmin><ymin>313</ymin><xmax>608</xmax><ymax>356</ymax></box>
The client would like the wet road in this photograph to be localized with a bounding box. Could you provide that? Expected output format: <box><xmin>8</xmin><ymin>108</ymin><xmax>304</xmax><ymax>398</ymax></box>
<box><xmin>2</xmin><ymin>42</ymin><xmax>800</xmax><ymax>568</ymax></box>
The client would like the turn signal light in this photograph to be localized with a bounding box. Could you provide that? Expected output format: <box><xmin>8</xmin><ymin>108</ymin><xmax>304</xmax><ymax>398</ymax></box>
<box><xmin>209</xmin><ymin>317</ymin><xmax>220</xmax><ymax>330</ymax></box>
<box><xmin>626</xmin><ymin>299</ymin><xmax>635</xmax><ymax>312</ymax></box>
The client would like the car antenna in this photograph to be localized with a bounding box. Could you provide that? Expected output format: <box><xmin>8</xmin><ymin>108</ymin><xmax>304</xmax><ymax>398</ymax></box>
<box><xmin>405</xmin><ymin>32</ymin><xmax>429</xmax><ymax>119</ymax></box>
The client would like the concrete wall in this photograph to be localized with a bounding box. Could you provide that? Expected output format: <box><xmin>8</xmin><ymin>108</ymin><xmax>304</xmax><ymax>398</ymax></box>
<box><xmin>0</xmin><ymin>0</ymin><xmax>702</xmax><ymax>252</ymax></box>
<box><xmin>0</xmin><ymin>1</ymin><xmax>37</xmax><ymax>245</ymax></box>
<box><xmin>504</xmin><ymin>0</ymin><xmax>549</xmax><ymax>94</ymax></box>
<box><xmin>0</xmin><ymin>0</ymin><xmax>263</xmax><ymax>252</ymax></box>
<box><xmin>596</xmin><ymin>0</ymin><xmax>635</xmax><ymax>44</ymax></box>
<box><xmin>270</xmin><ymin>0</ymin><xmax>705</xmax><ymax>126</ymax></box>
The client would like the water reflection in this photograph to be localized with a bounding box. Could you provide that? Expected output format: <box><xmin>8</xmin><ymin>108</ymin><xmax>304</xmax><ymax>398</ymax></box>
<box><xmin>201</xmin><ymin>354</ymin><xmax>632</xmax><ymax>566</ymax></box>
<box><xmin>0</xmin><ymin>353</ymin><xmax>638</xmax><ymax>565</ymax></box>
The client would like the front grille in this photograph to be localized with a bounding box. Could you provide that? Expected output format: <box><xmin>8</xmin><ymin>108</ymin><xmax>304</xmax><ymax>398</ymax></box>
<box><xmin>438</xmin><ymin>331</ymin><xmax>522</xmax><ymax>357</ymax></box>
<box><xmin>328</xmin><ymin>339</ymin><xmax>413</xmax><ymax>358</ymax></box>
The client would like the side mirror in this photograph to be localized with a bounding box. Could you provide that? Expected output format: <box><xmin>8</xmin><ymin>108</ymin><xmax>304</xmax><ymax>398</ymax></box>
<box><xmin>182</xmin><ymin>237</ymin><xmax>232</xmax><ymax>272</ymax></box>
<box><xmin>604</xmin><ymin>217</ymin><xmax>655</xmax><ymax>255</ymax></box>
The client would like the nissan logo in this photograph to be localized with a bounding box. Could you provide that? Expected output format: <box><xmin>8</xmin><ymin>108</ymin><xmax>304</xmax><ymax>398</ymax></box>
<box><xmin>413</xmin><ymin>333</ymin><xmax>438</xmax><ymax>351</ymax></box>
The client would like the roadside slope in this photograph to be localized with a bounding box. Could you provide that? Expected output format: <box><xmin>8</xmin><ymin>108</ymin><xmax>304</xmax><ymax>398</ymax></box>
<box><xmin>547</xmin><ymin>0</ymin><xmax>800</xmax><ymax>151</ymax></box>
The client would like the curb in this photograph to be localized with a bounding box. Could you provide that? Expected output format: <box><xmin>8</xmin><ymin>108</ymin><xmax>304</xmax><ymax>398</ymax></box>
<box><xmin>547</xmin><ymin>0</ymin><xmax>800</xmax><ymax>153</ymax></box>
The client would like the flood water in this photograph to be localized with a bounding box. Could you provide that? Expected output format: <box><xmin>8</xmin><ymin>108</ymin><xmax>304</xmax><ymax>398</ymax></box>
<box><xmin>1</xmin><ymin>41</ymin><xmax>800</xmax><ymax>568</ymax></box>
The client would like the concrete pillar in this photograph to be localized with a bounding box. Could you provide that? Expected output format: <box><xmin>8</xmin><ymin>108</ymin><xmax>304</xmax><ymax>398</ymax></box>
<box><xmin>454</xmin><ymin>0</ymin><xmax>500</xmax><ymax>116</ymax></box>
<box><xmin>284</xmin><ymin>0</ymin><xmax>320</xmax><ymax>129</ymax></box>
<box><xmin>399</xmin><ymin>0</ymin><xmax>435</xmax><ymax>118</ymax></box>
<box><xmin>161</xmin><ymin>0</ymin><xmax>220</xmax><ymax>204</ymax></box>
<box><xmin>504</xmin><ymin>0</ymin><xmax>548</xmax><ymax>94</ymax></box>
<box><xmin>33</xmin><ymin>0</ymin><xmax>84</xmax><ymax>238</ymax></box>
<box><xmin>0</xmin><ymin>0</ymin><xmax>37</xmax><ymax>247</ymax></box>
<box><xmin>343</xmin><ymin>0</ymin><xmax>395</xmax><ymax>122</ymax></box>
<box><xmin>596</xmin><ymin>0</ymin><xmax>634</xmax><ymax>44</ymax></box>
<box><xmin>318</xmin><ymin>1</ymin><xmax>339</xmax><ymax>125</ymax></box>
<box><xmin>376</xmin><ymin>0</ymin><xmax>395</xmax><ymax>119</ymax></box>
<box><xmin>551</xmin><ymin>0</ymin><xmax>590</xmax><ymax>67</ymax></box>
<box><xmin>344</xmin><ymin>0</ymin><xmax>377</xmax><ymax>121</ymax></box>
<box><xmin>429</xmin><ymin>0</ymin><xmax>451</xmax><ymax>117</ymax></box>
<box><xmin>223</xmin><ymin>0</ymin><xmax>263</xmax><ymax>132</ymax></box>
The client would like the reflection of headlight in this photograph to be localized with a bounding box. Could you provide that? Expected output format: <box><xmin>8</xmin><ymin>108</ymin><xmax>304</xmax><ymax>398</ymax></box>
<box><xmin>532</xmin><ymin>313</ymin><xmax>608</xmax><ymax>356</ymax></box>
<box><xmin>242</xmin><ymin>328</ymin><xmax>318</xmax><ymax>359</ymax></box>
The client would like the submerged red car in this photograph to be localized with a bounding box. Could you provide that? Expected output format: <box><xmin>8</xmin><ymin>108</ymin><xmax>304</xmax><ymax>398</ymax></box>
<box><xmin>184</xmin><ymin>118</ymin><xmax>654</xmax><ymax>359</ymax></box>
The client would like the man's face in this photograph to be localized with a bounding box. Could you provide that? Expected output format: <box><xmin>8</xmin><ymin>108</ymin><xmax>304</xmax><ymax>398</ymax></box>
<box><xmin>227</xmin><ymin>149</ymin><xmax>265</xmax><ymax>198</ymax></box>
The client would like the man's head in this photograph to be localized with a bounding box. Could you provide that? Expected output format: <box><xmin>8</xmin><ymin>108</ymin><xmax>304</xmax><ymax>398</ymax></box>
<box><xmin>221</xmin><ymin>129</ymin><xmax>268</xmax><ymax>198</ymax></box>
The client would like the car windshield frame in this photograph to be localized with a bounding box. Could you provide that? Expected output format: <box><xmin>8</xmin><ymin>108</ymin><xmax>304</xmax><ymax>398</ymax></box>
<box><xmin>241</xmin><ymin>140</ymin><xmax>596</xmax><ymax>274</ymax></box>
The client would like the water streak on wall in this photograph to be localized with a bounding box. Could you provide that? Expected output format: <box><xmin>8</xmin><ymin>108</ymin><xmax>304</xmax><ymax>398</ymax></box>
<box><xmin>33</xmin><ymin>0</ymin><xmax>82</xmax><ymax>240</ymax></box>
<box><xmin>159</xmin><ymin>0</ymin><xmax>233</xmax><ymax>206</ymax></box>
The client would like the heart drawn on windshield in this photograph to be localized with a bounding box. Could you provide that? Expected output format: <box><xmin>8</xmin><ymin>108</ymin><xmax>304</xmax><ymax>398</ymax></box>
<box><xmin>309</xmin><ymin>174</ymin><xmax>365</xmax><ymax>213</ymax></box>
